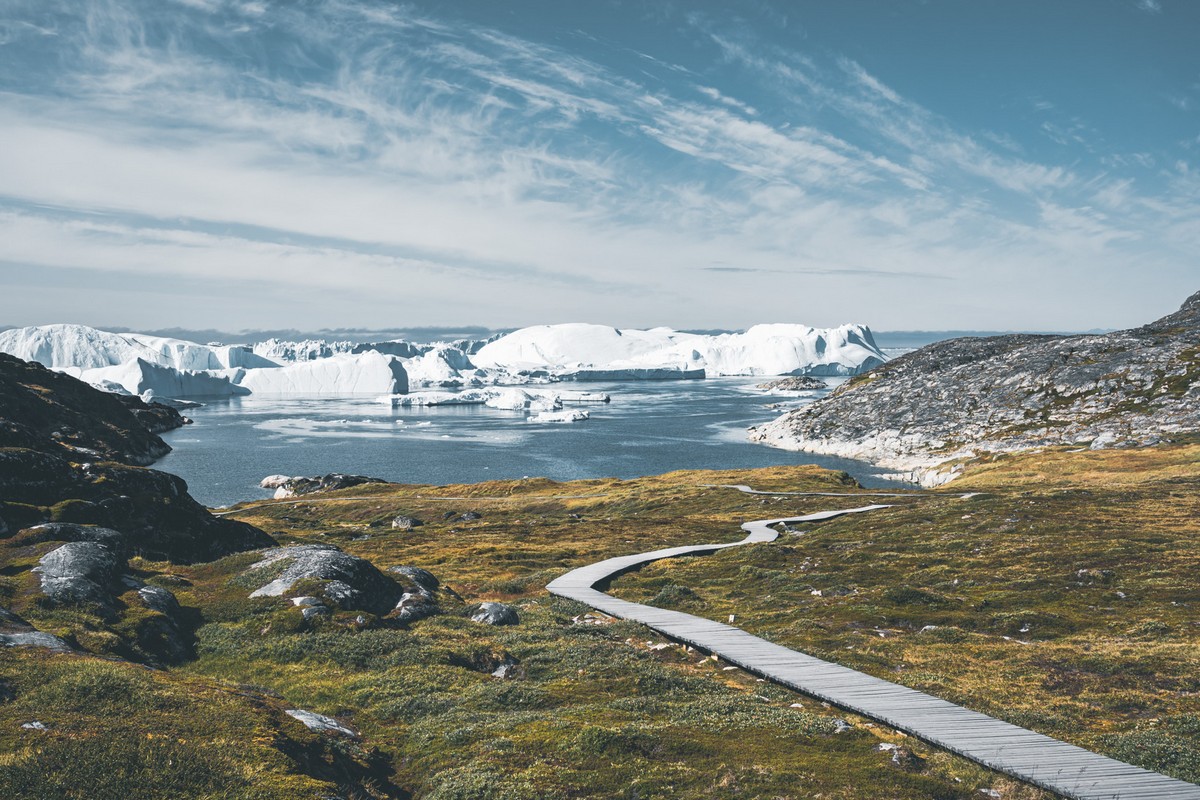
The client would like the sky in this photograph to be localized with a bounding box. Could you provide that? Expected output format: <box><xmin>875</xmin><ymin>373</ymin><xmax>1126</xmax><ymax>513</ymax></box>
<box><xmin>0</xmin><ymin>0</ymin><xmax>1198</xmax><ymax>334</ymax></box>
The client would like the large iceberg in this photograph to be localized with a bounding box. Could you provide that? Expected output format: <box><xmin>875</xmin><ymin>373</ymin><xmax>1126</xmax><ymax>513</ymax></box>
<box><xmin>472</xmin><ymin>323</ymin><xmax>885</xmax><ymax>378</ymax></box>
<box><xmin>236</xmin><ymin>353</ymin><xmax>408</xmax><ymax>395</ymax></box>
<box><xmin>74</xmin><ymin>358</ymin><xmax>249</xmax><ymax>398</ymax></box>
<box><xmin>0</xmin><ymin>324</ymin><xmax>276</xmax><ymax>371</ymax></box>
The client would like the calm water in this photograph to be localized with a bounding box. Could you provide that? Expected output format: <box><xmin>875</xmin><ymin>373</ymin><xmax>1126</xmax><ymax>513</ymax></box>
<box><xmin>157</xmin><ymin>376</ymin><xmax>912</xmax><ymax>508</ymax></box>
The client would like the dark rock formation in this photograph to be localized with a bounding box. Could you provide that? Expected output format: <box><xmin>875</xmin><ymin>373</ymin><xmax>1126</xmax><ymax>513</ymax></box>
<box><xmin>752</xmin><ymin>291</ymin><xmax>1200</xmax><ymax>485</ymax></box>
<box><xmin>387</xmin><ymin>565</ymin><xmax>440</xmax><ymax>592</ymax></box>
<box><xmin>0</xmin><ymin>353</ymin><xmax>273</xmax><ymax>562</ymax></box>
<box><xmin>266</xmin><ymin>473</ymin><xmax>387</xmax><ymax>498</ymax></box>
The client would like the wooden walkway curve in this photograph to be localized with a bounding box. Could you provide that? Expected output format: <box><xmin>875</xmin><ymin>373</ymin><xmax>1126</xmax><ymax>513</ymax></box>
<box><xmin>546</xmin><ymin>496</ymin><xmax>1200</xmax><ymax>800</ymax></box>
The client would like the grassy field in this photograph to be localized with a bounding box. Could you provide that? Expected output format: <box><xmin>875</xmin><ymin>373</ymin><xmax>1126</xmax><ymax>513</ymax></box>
<box><xmin>5</xmin><ymin>444</ymin><xmax>1199</xmax><ymax>798</ymax></box>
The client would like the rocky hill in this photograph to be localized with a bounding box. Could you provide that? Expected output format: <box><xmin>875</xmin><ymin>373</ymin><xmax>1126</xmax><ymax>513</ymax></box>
<box><xmin>0</xmin><ymin>353</ymin><xmax>272</xmax><ymax>561</ymax></box>
<box><xmin>750</xmin><ymin>290</ymin><xmax>1200</xmax><ymax>485</ymax></box>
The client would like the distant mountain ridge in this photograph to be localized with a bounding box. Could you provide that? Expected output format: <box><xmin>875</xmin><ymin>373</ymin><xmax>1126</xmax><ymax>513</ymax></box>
<box><xmin>751</xmin><ymin>291</ymin><xmax>1200</xmax><ymax>486</ymax></box>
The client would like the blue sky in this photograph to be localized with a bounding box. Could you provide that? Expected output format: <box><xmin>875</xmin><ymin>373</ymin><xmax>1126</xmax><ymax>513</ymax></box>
<box><xmin>0</xmin><ymin>0</ymin><xmax>1197</xmax><ymax>333</ymax></box>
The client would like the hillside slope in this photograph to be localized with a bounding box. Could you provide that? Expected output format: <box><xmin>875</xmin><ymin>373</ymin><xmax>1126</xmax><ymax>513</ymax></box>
<box><xmin>751</xmin><ymin>290</ymin><xmax>1200</xmax><ymax>484</ymax></box>
<box><xmin>0</xmin><ymin>353</ymin><xmax>272</xmax><ymax>561</ymax></box>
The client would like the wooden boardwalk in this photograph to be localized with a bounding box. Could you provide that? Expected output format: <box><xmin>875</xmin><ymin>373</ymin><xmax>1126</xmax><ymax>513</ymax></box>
<box><xmin>546</xmin><ymin>502</ymin><xmax>1200</xmax><ymax>800</ymax></box>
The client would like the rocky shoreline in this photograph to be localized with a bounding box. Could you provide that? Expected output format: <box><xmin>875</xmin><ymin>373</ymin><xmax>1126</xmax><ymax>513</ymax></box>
<box><xmin>751</xmin><ymin>291</ymin><xmax>1200</xmax><ymax>486</ymax></box>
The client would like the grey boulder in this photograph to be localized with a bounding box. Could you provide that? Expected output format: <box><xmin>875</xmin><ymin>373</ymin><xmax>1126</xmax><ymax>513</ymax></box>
<box><xmin>389</xmin><ymin>592</ymin><xmax>438</xmax><ymax>624</ymax></box>
<box><xmin>386</xmin><ymin>565</ymin><xmax>440</xmax><ymax>593</ymax></box>
<box><xmin>34</xmin><ymin>541</ymin><xmax>125</xmax><ymax>611</ymax></box>
<box><xmin>244</xmin><ymin>544</ymin><xmax>401</xmax><ymax>614</ymax></box>
<box><xmin>469</xmin><ymin>601</ymin><xmax>519</xmax><ymax>626</ymax></box>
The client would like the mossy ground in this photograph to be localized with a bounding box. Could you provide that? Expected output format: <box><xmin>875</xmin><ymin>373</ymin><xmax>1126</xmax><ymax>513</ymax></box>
<box><xmin>4</xmin><ymin>447</ymin><xmax>1199</xmax><ymax>797</ymax></box>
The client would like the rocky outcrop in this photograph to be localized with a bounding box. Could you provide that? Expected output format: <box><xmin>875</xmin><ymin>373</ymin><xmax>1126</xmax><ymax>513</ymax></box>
<box><xmin>0</xmin><ymin>606</ymin><xmax>72</xmax><ymax>651</ymax></box>
<box><xmin>0</xmin><ymin>353</ymin><xmax>274</xmax><ymax>562</ymax></box>
<box><xmin>245</xmin><ymin>545</ymin><xmax>402</xmax><ymax>615</ymax></box>
<box><xmin>35</xmin><ymin>541</ymin><xmax>126</xmax><ymax>612</ymax></box>
<box><xmin>751</xmin><ymin>291</ymin><xmax>1200</xmax><ymax>485</ymax></box>
<box><xmin>241</xmin><ymin>548</ymin><xmax>455</xmax><ymax>625</ymax></box>
<box><xmin>0</xmin><ymin>353</ymin><xmax>184</xmax><ymax>465</ymax></box>
<box><xmin>756</xmin><ymin>376</ymin><xmax>828</xmax><ymax>391</ymax></box>
<box><xmin>260</xmin><ymin>473</ymin><xmax>387</xmax><ymax>499</ymax></box>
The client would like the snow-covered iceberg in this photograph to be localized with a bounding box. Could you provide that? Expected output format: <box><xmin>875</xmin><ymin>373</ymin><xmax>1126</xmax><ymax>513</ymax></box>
<box><xmin>252</xmin><ymin>338</ymin><xmax>355</xmax><ymax>364</ymax></box>
<box><xmin>235</xmin><ymin>353</ymin><xmax>408</xmax><ymax>395</ymax></box>
<box><xmin>0</xmin><ymin>324</ymin><xmax>276</xmax><ymax>371</ymax></box>
<box><xmin>472</xmin><ymin>323</ymin><xmax>884</xmax><ymax>378</ymax></box>
<box><xmin>401</xmin><ymin>347</ymin><xmax>483</xmax><ymax>388</ymax></box>
<box><xmin>529</xmin><ymin>409</ymin><xmax>590</xmax><ymax>423</ymax></box>
<box><xmin>74</xmin><ymin>358</ymin><xmax>249</xmax><ymax>398</ymax></box>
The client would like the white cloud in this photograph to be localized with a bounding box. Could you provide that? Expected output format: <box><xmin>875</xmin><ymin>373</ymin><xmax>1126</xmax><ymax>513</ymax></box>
<box><xmin>0</xmin><ymin>0</ymin><xmax>1193</xmax><ymax>331</ymax></box>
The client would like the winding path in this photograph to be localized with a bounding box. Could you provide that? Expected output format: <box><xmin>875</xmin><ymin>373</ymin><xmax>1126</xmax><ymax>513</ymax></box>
<box><xmin>546</xmin><ymin>492</ymin><xmax>1200</xmax><ymax>800</ymax></box>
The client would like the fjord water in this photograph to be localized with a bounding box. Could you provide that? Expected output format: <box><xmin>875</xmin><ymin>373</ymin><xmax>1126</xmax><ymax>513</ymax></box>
<box><xmin>157</xmin><ymin>376</ymin><xmax>911</xmax><ymax>508</ymax></box>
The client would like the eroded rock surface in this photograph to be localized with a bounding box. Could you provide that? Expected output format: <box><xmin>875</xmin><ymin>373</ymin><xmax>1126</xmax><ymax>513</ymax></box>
<box><xmin>752</xmin><ymin>291</ymin><xmax>1200</xmax><ymax>485</ymax></box>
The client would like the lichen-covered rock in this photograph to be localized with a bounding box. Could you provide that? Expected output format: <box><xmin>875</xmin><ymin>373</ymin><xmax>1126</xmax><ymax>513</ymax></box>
<box><xmin>0</xmin><ymin>631</ymin><xmax>72</xmax><ymax>650</ymax></box>
<box><xmin>386</xmin><ymin>565</ymin><xmax>440</xmax><ymax>593</ymax></box>
<box><xmin>469</xmin><ymin>601</ymin><xmax>519</xmax><ymax>626</ymax></box>
<box><xmin>752</xmin><ymin>290</ymin><xmax>1200</xmax><ymax>485</ymax></box>
<box><xmin>389</xmin><ymin>592</ymin><xmax>438</xmax><ymax>624</ymax></box>
<box><xmin>0</xmin><ymin>605</ymin><xmax>72</xmax><ymax>651</ymax></box>
<box><xmin>266</xmin><ymin>473</ymin><xmax>387</xmax><ymax>499</ymax></box>
<box><xmin>285</xmin><ymin>709</ymin><xmax>357</xmax><ymax>737</ymax></box>
<box><xmin>390</xmin><ymin>516</ymin><xmax>423</xmax><ymax>530</ymax></box>
<box><xmin>756</xmin><ymin>376</ymin><xmax>827</xmax><ymax>391</ymax></box>
<box><xmin>19</xmin><ymin>523</ymin><xmax>128</xmax><ymax>554</ymax></box>
<box><xmin>34</xmin><ymin>541</ymin><xmax>125</xmax><ymax>611</ymax></box>
<box><xmin>136</xmin><ymin>584</ymin><xmax>181</xmax><ymax>616</ymax></box>
<box><xmin>244</xmin><ymin>544</ymin><xmax>401</xmax><ymax>614</ymax></box>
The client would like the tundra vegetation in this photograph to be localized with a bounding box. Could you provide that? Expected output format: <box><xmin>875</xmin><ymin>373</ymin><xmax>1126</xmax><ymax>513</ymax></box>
<box><xmin>5</xmin><ymin>442</ymin><xmax>1200</xmax><ymax>798</ymax></box>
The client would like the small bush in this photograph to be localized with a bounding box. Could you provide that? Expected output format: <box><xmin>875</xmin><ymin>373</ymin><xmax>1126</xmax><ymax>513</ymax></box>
<box><xmin>650</xmin><ymin>584</ymin><xmax>704</xmax><ymax>607</ymax></box>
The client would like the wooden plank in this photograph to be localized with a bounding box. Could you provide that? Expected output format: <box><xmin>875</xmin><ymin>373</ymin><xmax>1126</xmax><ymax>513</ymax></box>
<box><xmin>546</xmin><ymin>500</ymin><xmax>1200</xmax><ymax>800</ymax></box>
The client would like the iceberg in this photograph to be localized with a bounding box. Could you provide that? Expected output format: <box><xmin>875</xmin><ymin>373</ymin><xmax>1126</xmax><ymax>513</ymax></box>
<box><xmin>235</xmin><ymin>353</ymin><xmax>408</xmax><ymax>395</ymax></box>
<box><xmin>472</xmin><ymin>323</ymin><xmax>885</xmax><ymax>378</ymax></box>
<box><xmin>0</xmin><ymin>324</ymin><xmax>276</xmax><ymax>371</ymax></box>
<box><xmin>252</xmin><ymin>338</ymin><xmax>356</xmax><ymax>364</ymax></box>
<box><xmin>529</xmin><ymin>409</ymin><xmax>590</xmax><ymax>423</ymax></box>
<box><xmin>77</xmin><ymin>358</ymin><xmax>248</xmax><ymax>398</ymax></box>
<box><xmin>380</xmin><ymin>387</ymin><xmax>564</xmax><ymax>411</ymax></box>
<box><xmin>401</xmin><ymin>347</ymin><xmax>482</xmax><ymax>388</ymax></box>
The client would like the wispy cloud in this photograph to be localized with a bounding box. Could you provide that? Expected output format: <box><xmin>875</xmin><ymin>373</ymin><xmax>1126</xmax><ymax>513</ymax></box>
<box><xmin>0</xmin><ymin>0</ymin><xmax>1193</xmax><ymax>331</ymax></box>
